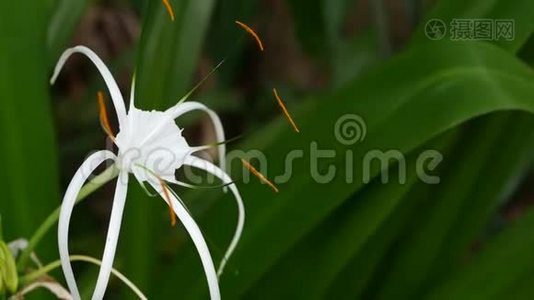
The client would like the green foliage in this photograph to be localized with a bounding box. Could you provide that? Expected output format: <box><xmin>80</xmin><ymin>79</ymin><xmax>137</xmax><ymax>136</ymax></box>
<box><xmin>0</xmin><ymin>0</ymin><xmax>59</xmax><ymax>263</ymax></box>
<box><xmin>0</xmin><ymin>242</ymin><xmax>17</xmax><ymax>294</ymax></box>
<box><xmin>46</xmin><ymin>0</ymin><xmax>89</xmax><ymax>64</ymax></box>
<box><xmin>2</xmin><ymin>0</ymin><xmax>534</xmax><ymax>299</ymax></box>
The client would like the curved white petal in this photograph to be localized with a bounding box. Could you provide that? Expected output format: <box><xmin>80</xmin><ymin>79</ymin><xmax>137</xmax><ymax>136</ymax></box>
<box><xmin>92</xmin><ymin>171</ymin><xmax>129</xmax><ymax>300</ymax></box>
<box><xmin>166</xmin><ymin>102</ymin><xmax>226</xmax><ymax>176</ymax></box>
<box><xmin>183</xmin><ymin>155</ymin><xmax>245</xmax><ymax>277</ymax></box>
<box><xmin>51</xmin><ymin>46</ymin><xmax>127</xmax><ymax>128</ymax></box>
<box><xmin>58</xmin><ymin>150</ymin><xmax>117</xmax><ymax>300</ymax></box>
<box><xmin>147</xmin><ymin>181</ymin><xmax>221</xmax><ymax>300</ymax></box>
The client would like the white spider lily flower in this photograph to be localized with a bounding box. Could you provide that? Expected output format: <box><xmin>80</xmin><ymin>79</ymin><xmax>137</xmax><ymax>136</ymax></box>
<box><xmin>52</xmin><ymin>46</ymin><xmax>245</xmax><ymax>300</ymax></box>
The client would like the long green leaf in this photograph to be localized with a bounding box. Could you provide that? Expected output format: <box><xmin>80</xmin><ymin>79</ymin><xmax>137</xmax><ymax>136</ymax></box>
<box><xmin>426</xmin><ymin>208</ymin><xmax>534</xmax><ymax>300</ymax></box>
<box><xmin>245</xmin><ymin>131</ymin><xmax>458</xmax><ymax>299</ymax></box>
<box><xmin>174</xmin><ymin>41</ymin><xmax>534</xmax><ymax>298</ymax></box>
<box><xmin>375</xmin><ymin>113</ymin><xmax>512</xmax><ymax>300</ymax></box>
<box><xmin>428</xmin><ymin>113</ymin><xmax>534</xmax><ymax>286</ymax></box>
<box><xmin>47</xmin><ymin>0</ymin><xmax>88</xmax><ymax>64</ymax></box>
<box><xmin>0</xmin><ymin>0</ymin><xmax>59</xmax><ymax>261</ymax></box>
<box><xmin>324</xmin><ymin>181</ymin><xmax>435</xmax><ymax>299</ymax></box>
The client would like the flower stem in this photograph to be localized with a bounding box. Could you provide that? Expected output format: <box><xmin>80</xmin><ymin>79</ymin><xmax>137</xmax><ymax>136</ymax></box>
<box><xmin>17</xmin><ymin>165</ymin><xmax>120</xmax><ymax>271</ymax></box>
<box><xmin>20</xmin><ymin>255</ymin><xmax>146</xmax><ymax>300</ymax></box>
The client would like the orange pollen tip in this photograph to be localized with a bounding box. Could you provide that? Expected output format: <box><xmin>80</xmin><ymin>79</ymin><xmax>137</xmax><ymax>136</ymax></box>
<box><xmin>162</xmin><ymin>0</ymin><xmax>175</xmax><ymax>21</ymax></box>
<box><xmin>273</xmin><ymin>88</ymin><xmax>300</xmax><ymax>133</ymax></box>
<box><xmin>235</xmin><ymin>20</ymin><xmax>264</xmax><ymax>52</ymax></box>
<box><xmin>241</xmin><ymin>159</ymin><xmax>279</xmax><ymax>193</ymax></box>
<box><xmin>97</xmin><ymin>91</ymin><xmax>116</xmax><ymax>141</ymax></box>
<box><xmin>159</xmin><ymin>178</ymin><xmax>177</xmax><ymax>226</ymax></box>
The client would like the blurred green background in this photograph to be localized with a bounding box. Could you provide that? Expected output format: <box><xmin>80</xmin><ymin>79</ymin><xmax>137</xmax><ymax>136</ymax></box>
<box><xmin>2</xmin><ymin>0</ymin><xmax>534</xmax><ymax>299</ymax></box>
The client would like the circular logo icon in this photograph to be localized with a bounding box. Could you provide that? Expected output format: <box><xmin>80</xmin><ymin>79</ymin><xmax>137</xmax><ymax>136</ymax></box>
<box><xmin>425</xmin><ymin>19</ymin><xmax>447</xmax><ymax>40</ymax></box>
<box><xmin>335</xmin><ymin>114</ymin><xmax>367</xmax><ymax>146</ymax></box>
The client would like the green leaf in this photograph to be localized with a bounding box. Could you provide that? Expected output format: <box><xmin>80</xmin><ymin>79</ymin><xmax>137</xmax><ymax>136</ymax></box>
<box><xmin>173</xmin><ymin>41</ymin><xmax>534</xmax><ymax>298</ymax></box>
<box><xmin>0</xmin><ymin>0</ymin><xmax>60</xmax><ymax>261</ymax></box>
<box><xmin>135</xmin><ymin>0</ymin><xmax>216</xmax><ymax>110</ymax></box>
<box><xmin>325</xmin><ymin>181</ymin><xmax>436</xmax><ymax>299</ymax></box>
<box><xmin>0</xmin><ymin>247</ymin><xmax>5</xmax><ymax>294</ymax></box>
<box><xmin>47</xmin><ymin>0</ymin><xmax>89</xmax><ymax>64</ymax></box>
<box><xmin>428</xmin><ymin>113</ymin><xmax>534</xmax><ymax>286</ymax></box>
<box><xmin>205</xmin><ymin>0</ymin><xmax>259</xmax><ymax>85</ymax></box>
<box><xmin>0</xmin><ymin>215</ymin><xmax>3</xmax><ymax>241</ymax></box>
<box><xmin>426</xmin><ymin>208</ymin><xmax>534</xmax><ymax>300</ymax></box>
<box><xmin>497</xmin><ymin>271</ymin><xmax>534</xmax><ymax>300</ymax></box>
<box><xmin>0</xmin><ymin>242</ymin><xmax>17</xmax><ymax>294</ymax></box>
<box><xmin>375</xmin><ymin>113</ymin><xmax>514</xmax><ymax>300</ymax></box>
<box><xmin>245</xmin><ymin>131</ymin><xmax>458</xmax><ymax>299</ymax></box>
<box><xmin>0</xmin><ymin>272</ymin><xmax>3</xmax><ymax>296</ymax></box>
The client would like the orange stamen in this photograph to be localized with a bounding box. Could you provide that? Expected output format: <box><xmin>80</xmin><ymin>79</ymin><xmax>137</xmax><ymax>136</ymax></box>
<box><xmin>97</xmin><ymin>91</ymin><xmax>116</xmax><ymax>141</ymax></box>
<box><xmin>162</xmin><ymin>0</ymin><xmax>175</xmax><ymax>21</ymax></box>
<box><xmin>241</xmin><ymin>159</ymin><xmax>279</xmax><ymax>193</ymax></box>
<box><xmin>273</xmin><ymin>88</ymin><xmax>300</xmax><ymax>133</ymax></box>
<box><xmin>235</xmin><ymin>21</ymin><xmax>264</xmax><ymax>51</ymax></box>
<box><xmin>159</xmin><ymin>178</ymin><xmax>177</xmax><ymax>226</ymax></box>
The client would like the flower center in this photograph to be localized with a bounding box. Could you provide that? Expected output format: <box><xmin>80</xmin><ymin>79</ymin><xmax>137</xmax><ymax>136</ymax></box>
<box><xmin>114</xmin><ymin>107</ymin><xmax>191</xmax><ymax>182</ymax></box>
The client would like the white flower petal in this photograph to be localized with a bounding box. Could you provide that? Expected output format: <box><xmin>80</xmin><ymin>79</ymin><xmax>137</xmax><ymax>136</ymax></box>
<box><xmin>58</xmin><ymin>150</ymin><xmax>117</xmax><ymax>300</ymax></box>
<box><xmin>51</xmin><ymin>46</ymin><xmax>127</xmax><ymax>128</ymax></box>
<box><xmin>183</xmin><ymin>155</ymin><xmax>245</xmax><ymax>277</ymax></box>
<box><xmin>147</xmin><ymin>181</ymin><xmax>221</xmax><ymax>300</ymax></box>
<box><xmin>92</xmin><ymin>171</ymin><xmax>129</xmax><ymax>300</ymax></box>
<box><xmin>167</xmin><ymin>102</ymin><xmax>227</xmax><ymax>176</ymax></box>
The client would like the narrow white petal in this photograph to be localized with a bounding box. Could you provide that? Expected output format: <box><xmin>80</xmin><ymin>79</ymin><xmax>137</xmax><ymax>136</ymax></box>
<box><xmin>58</xmin><ymin>150</ymin><xmax>117</xmax><ymax>300</ymax></box>
<box><xmin>92</xmin><ymin>171</ymin><xmax>129</xmax><ymax>300</ymax></box>
<box><xmin>166</xmin><ymin>102</ymin><xmax>227</xmax><ymax>176</ymax></box>
<box><xmin>148</xmin><ymin>181</ymin><xmax>221</xmax><ymax>300</ymax></box>
<box><xmin>51</xmin><ymin>46</ymin><xmax>127</xmax><ymax>127</ymax></box>
<box><xmin>183</xmin><ymin>156</ymin><xmax>245</xmax><ymax>277</ymax></box>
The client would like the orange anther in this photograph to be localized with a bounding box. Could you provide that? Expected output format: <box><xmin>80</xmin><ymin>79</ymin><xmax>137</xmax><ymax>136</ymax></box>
<box><xmin>273</xmin><ymin>88</ymin><xmax>300</xmax><ymax>133</ymax></box>
<box><xmin>235</xmin><ymin>21</ymin><xmax>264</xmax><ymax>51</ymax></box>
<box><xmin>162</xmin><ymin>0</ymin><xmax>175</xmax><ymax>21</ymax></box>
<box><xmin>241</xmin><ymin>159</ymin><xmax>279</xmax><ymax>193</ymax></box>
<box><xmin>159</xmin><ymin>178</ymin><xmax>177</xmax><ymax>226</ymax></box>
<box><xmin>97</xmin><ymin>91</ymin><xmax>116</xmax><ymax>141</ymax></box>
